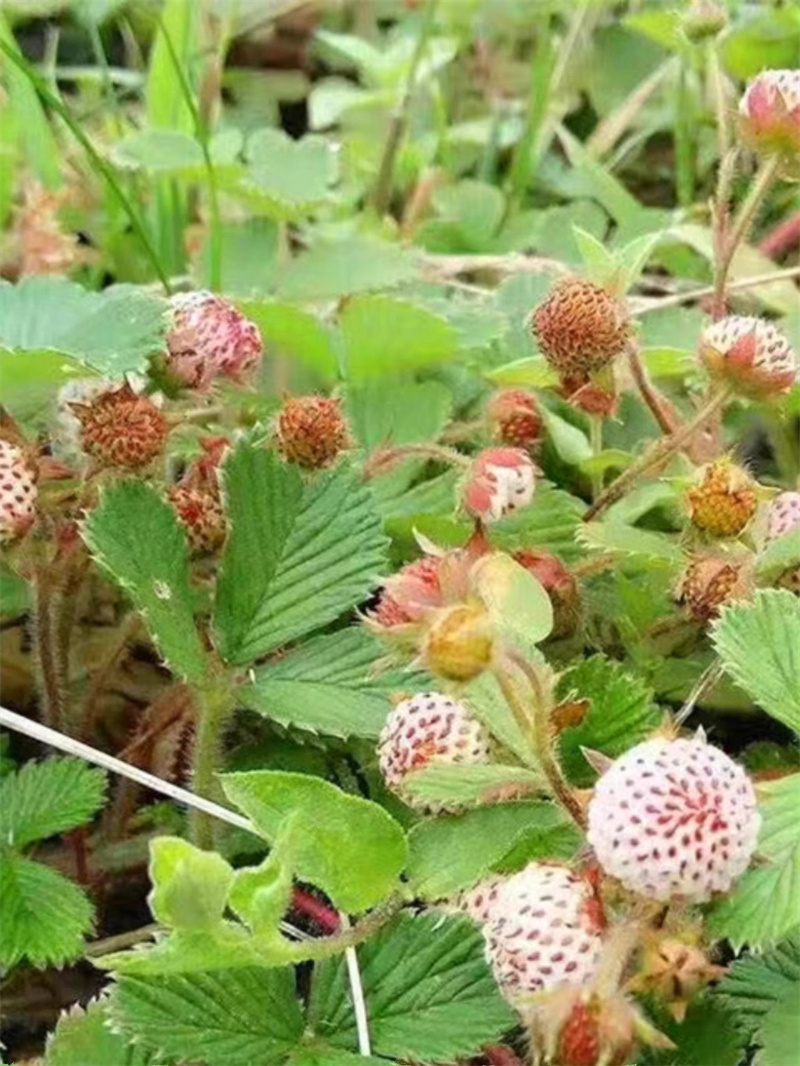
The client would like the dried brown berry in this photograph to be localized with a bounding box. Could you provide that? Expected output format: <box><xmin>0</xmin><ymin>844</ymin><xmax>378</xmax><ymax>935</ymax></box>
<box><xmin>275</xmin><ymin>396</ymin><xmax>350</xmax><ymax>469</ymax></box>
<box><xmin>676</xmin><ymin>553</ymin><xmax>754</xmax><ymax>622</ymax></box>
<box><xmin>687</xmin><ymin>458</ymin><xmax>757</xmax><ymax>537</ymax></box>
<box><xmin>487</xmin><ymin>389</ymin><xmax>542</xmax><ymax>451</ymax></box>
<box><xmin>71</xmin><ymin>382</ymin><xmax>169</xmax><ymax>469</ymax></box>
<box><xmin>532</xmin><ymin>279</ymin><xmax>631</xmax><ymax>378</ymax></box>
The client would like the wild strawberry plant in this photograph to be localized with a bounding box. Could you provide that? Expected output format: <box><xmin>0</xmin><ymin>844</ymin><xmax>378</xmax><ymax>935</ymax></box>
<box><xmin>0</xmin><ymin>2</ymin><xmax>799</xmax><ymax>1066</ymax></box>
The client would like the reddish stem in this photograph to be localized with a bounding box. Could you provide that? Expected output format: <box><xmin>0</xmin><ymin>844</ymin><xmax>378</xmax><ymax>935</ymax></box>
<box><xmin>291</xmin><ymin>886</ymin><xmax>341</xmax><ymax>933</ymax></box>
<box><xmin>484</xmin><ymin>1046</ymin><xmax>524</xmax><ymax>1066</ymax></box>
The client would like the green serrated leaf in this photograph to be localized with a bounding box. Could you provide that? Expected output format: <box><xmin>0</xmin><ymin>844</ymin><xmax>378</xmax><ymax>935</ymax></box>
<box><xmin>712</xmin><ymin>590</ymin><xmax>800</xmax><ymax>736</ymax></box>
<box><xmin>240</xmin><ymin>628</ymin><xmax>408</xmax><ymax>740</ymax></box>
<box><xmin>307</xmin><ymin>911</ymin><xmax>515</xmax><ymax>1060</ymax></box>
<box><xmin>82</xmin><ymin>481</ymin><xmax>208</xmax><ymax>684</ymax></box>
<box><xmin>707</xmin><ymin>774</ymin><xmax>800</xmax><ymax>950</ymax></box>
<box><xmin>345</xmin><ymin>378</ymin><xmax>452</xmax><ymax>452</ymax></box>
<box><xmin>245</xmin><ymin>128</ymin><xmax>333</xmax><ymax>220</ymax></box>
<box><xmin>573</xmin><ymin>225</ymin><xmax>617</xmax><ymax>286</ymax></box>
<box><xmin>486</xmin><ymin>354</ymin><xmax>559</xmax><ymax>389</ymax></box>
<box><xmin>462</xmin><ymin>669</ymin><xmax>530</xmax><ymax>763</ymax></box>
<box><xmin>111</xmin><ymin>967</ymin><xmax>304</xmax><ymax>1066</ymax></box>
<box><xmin>716</xmin><ymin>936</ymin><xmax>800</xmax><ymax>1030</ymax></box>
<box><xmin>213</xmin><ymin>447</ymin><xmax>387</xmax><ymax>665</ymax></box>
<box><xmin>640</xmin><ymin>996</ymin><xmax>746</xmax><ymax>1066</ymax></box>
<box><xmin>756</xmin><ymin>982</ymin><xmax>800</xmax><ymax>1066</ymax></box>
<box><xmin>540</xmin><ymin>405</ymin><xmax>593</xmax><ymax>464</ymax></box>
<box><xmin>340</xmin><ymin>295</ymin><xmax>458</xmax><ymax>381</ymax></box>
<box><xmin>237</xmin><ymin>300</ymin><xmax>338</xmax><ymax>379</ymax></box>
<box><xmin>0</xmin><ymin>348</ymin><xmax>102</xmax><ymax>425</ymax></box>
<box><xmin>148</xmin><ymin>837</ymin><xmax>234</xmax><ymax>931</ymax></box>
<box><xmin>579</xmin><ymin>520</ymin><xmax>683</xmax><ymax>565</ymax></box>
<box><xmin>402</xmin><ymin>763</ymin><xmax>542</xmax><ymax>808</ymax></box>
<box><xmin>0</xmin><ymin>853</ymin><xmax>94</xmax><ymax>970</ymax></box>
<box><xmin>472</xmin><ymin>551</ymin><xmax>554</xmax><ymax>649</ymax></box>
<box><xmin>222</xmin><ymin>771</ymin><xmax>407</xmax><ymax>913</ymax></box>
<box><xmin>279</xmin><ymin>237</ymin><xmax>420</xmax><ymax>301</ymax></box>
<box><xmin>756</xmin><ymin>531</ymin><xmax>800</xmax><ymax>582</ymax></box>
<box><xmin>45</xmin><ymin>998</ymin><xmax>154</xmax><ymax>1066</ymax></box>
<box><xmin>0</xmin><ymin>757</ymin><xmax>105</xmax><ymax>849</ymax></box>
<box><xmin>407</xmin><ymin>801</ymin><xmax>576</xmax><ymax>899</ymax></box>
<box><xmin>0</xmin><ymin>278</ymin><xmax>168</xmax><ymax>374</ymax></box>
<box><xmin>555</xmin><ymin>656</ymin><xmax>661</xmax><ymax>787</ymax></box>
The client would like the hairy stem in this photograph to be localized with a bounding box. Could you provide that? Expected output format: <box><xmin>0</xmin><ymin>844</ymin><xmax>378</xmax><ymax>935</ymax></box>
<box><xmin>626</xmin><ymin>342</ymin><xmax>679</xmax><ymax>437</ymax></box>
<box><xmin>494</xmin><ymin>654</ymin><xmax>586</xmax><ymax>830</ymax></box>
<box><xmin>363</xmin><ymin>442</ymin><xmax>470</xmax><ymax>480</ymax></box>
<box><xmin>589</xmin><ymin>415</ymin><xmax>603</xmax><ymax>501</ymax></box>
<box><xmin>582</xmin><ymin>386</ymin><xmax>732</xmax><ymax>522</ymax></box>
<box><xmin>190</xmin><ymin>684</ymin><xmax>236</xmax><ymax>849</ymax></box>
<box><xmin>711</xmin><ymin>153</ymin><xmax>782</xmax><ymax>318</ymax></box>
<box><xmin>33</xmin><ymin>566</ymin><xmax>68</xmax><ymax>730</ymax></box>
<box><xmin>283</xmin><ymin>894</ymin><xmax>404</xmax><ymax>963</ymax></box>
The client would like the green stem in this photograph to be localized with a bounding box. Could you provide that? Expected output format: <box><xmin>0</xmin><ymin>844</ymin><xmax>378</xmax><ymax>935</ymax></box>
<box><xmin>675</xmin><ymin>61</ymin><xmax>694</xmax><ymax>207</ymax></box>
<box><xmin>583</xmin><ymin>385</ymin><xmax>732</xmax><ymax>522</ymax></box>
<box><xmin>494</xmin><ymin>654</ymin><xmax>586</xmax><ymax>830</ymax></box>
<box><xmin>190</xmin><ymin>684</ymin><xmax>235</xmax><ymax>849</ymax></box>
<box><xmin>506</xmin><ymin>13</ymin><xmax>553</xmax><ymax>201</ymax></box>
<box><xmin>371</xmin><ymin>0</ymin><xmax>438</xmax><ymax>215</ymax></box>
<box><xmin>626</xmin><ymin>341</ymin><xmax>678</xmax><ymax>437</ymax></box>
<box><xmin>0</xmin><ymin>39</ymin><xmax>169</xmax><ymax>291</ymax></box>
<box><xmin>282</xmin><ymin>894</ymin><xmax>404</xmax><ymax>963</ymax></box>
<box><xmin>33</xmin><ymin>566</ymin><xmax>68</xmax><ymax>730</ymax></box>
<box><xmin>711</xmin><ymin>153</ymin><xmax>781</xmax><ymax>318</ymax></box>
<box><xmin>589</xmin><ymin>415</ymin><xmax>603</xmax><ymax>501</ymax></box>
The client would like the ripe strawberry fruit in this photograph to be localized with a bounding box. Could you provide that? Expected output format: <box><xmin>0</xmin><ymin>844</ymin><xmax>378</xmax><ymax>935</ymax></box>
<box><xmin>764</xmin><ymin>491</ymin><xmax>800</xmax><ymax>595</ymax></box>
<box><xmin>0</xmin><ymin>440</ymin><xmax>37</xmax><ymax>544</ymax></box>
<box><xmin>586</xmin><ymin>733</ymin><xmax>761</xmax><ymax>902</ymax></box>
<box><xmin>698</xmin><ymin>315</ymin><xmax>797</xmax><ymax>398</ymax></box>
<box><xmin>676</xmin><ymin>552</ymin><xmax>754</xmax><ymax>621</ymax></box>
<box><xmin>167</xmin><ymin>291</ymin><xmax>263</xmax><ymax>390</ymax></box>
<box><xmin>531</xmin><ymin>279</ymin><xmax>631</xmax><ymax>378</ymax></box>
<box><xmin>462</xmin><ymin>447</ymin><xmax>537</xmax><ymax>523</ymax></box>
<box><xmin>275</xmin><ymin>395</ymin><xmax>350</xmax><ymax>469</ymax></box>
<box><xmin>377</xmin><ymin>692</ymin><xmax>491</xmax><ymax>811</ymax></box>
<box><xmin>70</xmin><ymin>381</ymin><xmax>169</xmax><ymax>469</ymax></box>
<box><xmin>686</xmin><ymin>457</ymin><xmax>757</xmax><ymax>537</ymax></box>
<box><xmin>168</xmin><ymin>437</ymin><xmax>229</xmax><ymax>554</ymax></box>
<box><xmin>739</xmin><ymin>69</ymin><xmax>800</xmax><ymax>175</ymax></box>
<box><xmin>487</xmin><ymin>389</ymin><xmax>542</xmax><ymax>451</ymax></box>
<box><xmin>479</xmin><ymin>863</ymin><xmax>604</xmax><ymax>1017</ymax></box>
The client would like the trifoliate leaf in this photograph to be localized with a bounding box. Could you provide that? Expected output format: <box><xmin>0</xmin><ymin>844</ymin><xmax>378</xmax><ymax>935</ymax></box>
<box><xmin>240</xmin><ymin>628</ymin><xmax>410</xmax><ymax>740</ymax></box>
<box><xmin>407</xmin><ymin>800</ymin><xmax>576</xmax><ymax>899</ymax></box>
<box><xmin>306</xmin><ymin>912</ymin><xmax>515</xmax><ymax>1061</ymax></box>
<box><xmin>148</xmin><ymin>837</ymin><xmax>234</xmax><ymax>931</ymax></box>
<box><xmin>221</xmin><ymin>770</ymin><xmax>407</xmax><ymax>913</ymax></box>
<box><xmin>82</xmin><ymin>481</ymin><xmax>208</xmax><ymax>684</ymax></box>
<box><xmin>111</xmin><ymin>967</ymin><xmax>304</xmax><ymax>1066</ymax></box>
<box><xmin>555</xmin><ymin>656</ymin><xmax>661</xmax><ymax>786</ymax></box>
<box><xmin>707</xmin><ymin>774</ymin><xmax>800</xmax><ymax>950</ymax></box>
<box><xmin>45</xmin><ymin>998</ymin><xmax>154</xmax><ymax>1066</ymax></box>
<box><xmin>0</xmin><ymin>853</ymin><xmax>94</xmax><ymax>969</ymax></box>
<box><xmin>213</xmin><ymin>446</ymin><xmax>387</xmax><ymax>665</ymax></box>
<box><xmin>0</xmin><ymin>757</ymin><xmax>105</xmax><ymax>849</ymax></box>
<box><xmin>340</xmin><ymin>295</ymin><xmax>459</xmax><ymax>380</ymax></box>
<box><xmin>712</xmin><ymin>590</ymin><xmax>800</xmax><ymax>736</ymax></box>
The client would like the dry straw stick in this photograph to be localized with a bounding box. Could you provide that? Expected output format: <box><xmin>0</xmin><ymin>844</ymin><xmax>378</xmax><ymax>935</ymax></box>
<box><xmin>0</xmin><ymin>704</ymin><xmax>373</xmax><ymax>1057</ymax></box>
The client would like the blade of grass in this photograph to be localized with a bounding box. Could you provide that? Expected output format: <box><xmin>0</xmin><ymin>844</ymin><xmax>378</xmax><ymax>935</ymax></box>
<box><xmin>154</xmin><ymin>11</ymin><xmax>223</xmax><ymax>292</ymax></box>
<box><xmin>0</xmin><ymin>16</ymin><xmax>61</xmax><ymax>189</ymax></box>
<box><xmin>506</xmin><ymin>12</ymin><xmax>554</xmax><ymax>202</ymax></box>
<box><xmin>0</xmin><ymin>38</ymin><xmax>169</xmax><ymax>290</ymax></box>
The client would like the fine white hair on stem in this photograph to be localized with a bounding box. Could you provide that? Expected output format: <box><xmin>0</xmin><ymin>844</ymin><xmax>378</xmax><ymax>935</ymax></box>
<box><xmin>674</xmin><ymin>660</ymin><xmax>726</xmax><ymax>727</ymax></box>
<box><xmin>0</xmin><ymin>703</ymin><xmax>374</xmax><ymax>1052</ymax></box>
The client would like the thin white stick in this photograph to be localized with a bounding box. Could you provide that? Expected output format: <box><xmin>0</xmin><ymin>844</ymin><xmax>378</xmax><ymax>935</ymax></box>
<box><xmin>0</xmin><ymin>704</ymin><xmax>373</xmax><ymax>1056</ymax></box>
<box><xmin>0</xmin><ymin>704</ymin><xmax>254</xmax><ymax>833</ymax></box>
<box><xmin>340</xmin><ymin>915</ymin><xmax>372</xmax><ymax>1057</ymax></box>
